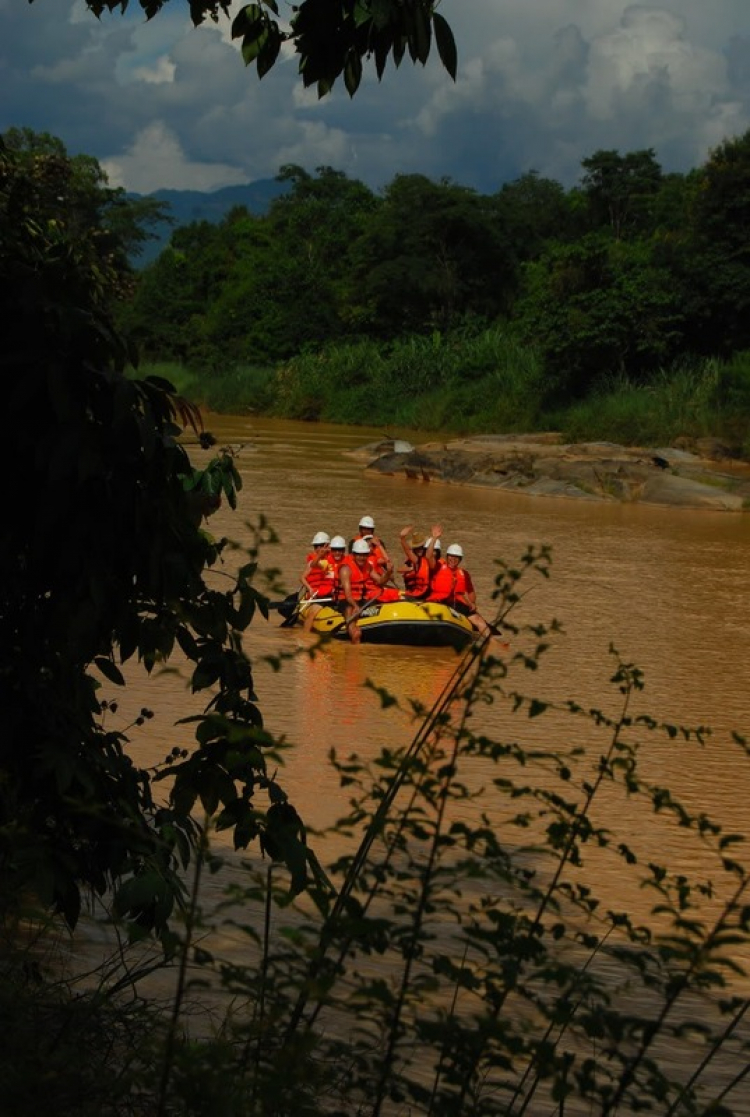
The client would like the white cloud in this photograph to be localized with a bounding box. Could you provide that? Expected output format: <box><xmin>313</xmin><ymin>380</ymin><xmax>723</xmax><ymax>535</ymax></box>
<box><xmin>400</xmin><ymin>2</ymin><xmax>750</xmax><ymax>186</ymax></box>
<box><xmin>101</xmin><ymin>121</ymin><xmax>248</xmax><ymax>192</ymax></box>
<box><xmin>130</xmin><ymin>56</ymin><xmax>176</xmax><ymax>84</ymax></box>
<box><xmin>584</xmin><ymin>7</ymin><xmax>727</xmax><ymax>120</ymax></box>
<box><xmin>275</xmin><ymin>119</ymin><xmax>353</xmax><ymax>173</ymax></box>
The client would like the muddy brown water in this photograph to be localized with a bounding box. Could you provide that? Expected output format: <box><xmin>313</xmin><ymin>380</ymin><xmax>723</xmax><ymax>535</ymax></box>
<box><xmin>69</xmin><ymin>416</ymin><xmax>750</xmax><ymax>1108</ymax></box>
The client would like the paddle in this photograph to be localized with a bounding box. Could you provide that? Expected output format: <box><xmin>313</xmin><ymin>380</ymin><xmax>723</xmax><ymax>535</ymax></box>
<box><xmin>267</xmin><ymin>594</ymin><xmax>334</xmax><ymax>612</ymax></box>
<box><xmin>452</xmin><ymin>592</ymin><xmax>507</xmax><ymax>642</ymax></box>
<box><xmin>275</xmin><ymin>591</ymin><xmax>338</xmax><ymax>629</ymax></box>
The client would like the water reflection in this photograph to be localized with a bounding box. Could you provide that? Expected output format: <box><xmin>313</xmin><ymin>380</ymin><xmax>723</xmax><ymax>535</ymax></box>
<box><xmin>264</xmin><ymin>638</ymin><xmax>465</xmax><ymax>835</ymax></box>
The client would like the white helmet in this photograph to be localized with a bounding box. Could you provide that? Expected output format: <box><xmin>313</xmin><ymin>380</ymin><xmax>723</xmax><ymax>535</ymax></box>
<box><xmin>352</xmin><ymin>538</ymin><xmax>371</xmax><ymax>555</ymax></box>
<box><xmin>311</xmin><ymin>531</ymin><xmax>330</xmax><ymax>546</ymax></box>
<box><xmin>424</xmin><ymin>537</ymin><xmax>442</xmax><ymax>552</ymax></box>
<box><xmin>446</xmin><ymin>544</ymin><xmax>464</xmax><ymax>558</ymax></box>
<box><xmin>359</xmin><ymin>515</ymin><xmax>375</xmax><ymax>529</ymax></box>
<box><xmin>329</xmin><ymin>535</ymin><xmax>347</xmax><ymax>549</ymax></box>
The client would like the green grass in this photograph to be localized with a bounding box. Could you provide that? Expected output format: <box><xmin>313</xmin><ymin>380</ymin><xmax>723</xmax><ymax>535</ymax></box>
<box><xmin>131</xmin><ymin>338</ymin><xmax>750</xmax><ymax>456</ymax></box>
<box><xmin>131</xmin><ymin>361</ymin><xmax>276</xmax><ymax>414</ymax></box>
<box><xmin>555</xmin><ymin>358</ymin><xmax>750</xmax><ymax>451</ymax></box>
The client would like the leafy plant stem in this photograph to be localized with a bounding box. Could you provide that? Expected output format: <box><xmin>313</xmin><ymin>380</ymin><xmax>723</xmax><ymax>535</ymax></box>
<box><xmin>282</xmin><ymin>640</ymin><xmax>488</xmax><ymax>1042</ymax></box>
<box><xmin>602</xmin><ymin>870</ymin><xmax>750</xmax><ymax>1115</ymax></box>
<box><xmin>426</xmin><ymin>938</ymin><xmax>472</xmax><ymax>1115</ymax></box>
<box><xmin>156</xmin><ymin>817</ymin><xmax>208</xmax><ymax>1117</ymax></box>
<box><xmin>371</xmin><ymin>692</ymin><xmax>468</xmax><ymax>1116</ymax></box>
<box><xmin>664</xmin><ymin>997</ymin><xmax>750</xmax><ymax>1116</ymax></box>
<box><xmin>454</xmin><ymin>663</ymin><xmax>638</xmax><ymax>1112</ymax></box>
<box><xmin>512</xmin><ymin>925</ymin><xmax>615</xmax><ymax>1117</ymax></box>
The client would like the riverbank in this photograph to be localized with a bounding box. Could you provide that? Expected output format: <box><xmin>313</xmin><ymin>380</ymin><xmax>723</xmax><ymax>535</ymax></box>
<box><xmin>137</xmin><ymin>350</ymin><xmax>750</xmax><ymax>461</ymax></box>
<box><xmin>349</xmin><ymin>432</ymin><xmax>750</xmax><ymax>511</ymax></box>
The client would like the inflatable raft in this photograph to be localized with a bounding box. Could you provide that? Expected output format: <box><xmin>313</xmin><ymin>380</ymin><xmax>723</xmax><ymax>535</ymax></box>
<box><xmin>311</xmin><ymin>600</ymin><xmax>474</xmax><ymax>648</ymax></box>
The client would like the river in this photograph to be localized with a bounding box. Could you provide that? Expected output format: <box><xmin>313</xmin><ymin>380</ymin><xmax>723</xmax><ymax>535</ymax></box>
<box><xmin>179</xmin><ymin>415</ymin><xmax>750</xmax><ymax>827</ymax></box>
<box><xmin>78</xmin><ymin>415</ymin><xmax>750</xmax><ymax>1112</ymax></box>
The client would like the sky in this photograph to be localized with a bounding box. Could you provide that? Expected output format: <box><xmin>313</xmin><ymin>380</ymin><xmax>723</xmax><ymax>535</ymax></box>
<box><xmin>1</xmin><ymin>1</ymin><xmax>749</xmax><ymax>196</ymax></box>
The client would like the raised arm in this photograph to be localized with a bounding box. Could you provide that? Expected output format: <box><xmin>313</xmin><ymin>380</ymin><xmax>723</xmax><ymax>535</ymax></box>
<box><xmin>372</xmin><ymin>560</ymin><xmax>395</xmax><ymax>587</ymax></box>
<box><xmin>399</xmin><ymin>524</ymin><xmax>417</xmax><ymax>565</ymax></box>
<box><xmin>426</xmin><ymin>523</ymin><xmax>443</xmax><ymax>569</ymax></box>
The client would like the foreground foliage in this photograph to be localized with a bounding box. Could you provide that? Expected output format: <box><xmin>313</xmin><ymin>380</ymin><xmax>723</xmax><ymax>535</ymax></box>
<box><xmin>5</xmin><ymin>551</ymin><xmax>749</xmax><ymax>1116</ymax></box>
<box><xmin>0</xmin><ymin>128</ymin><xmax>315</xmax><ymax>938</ymax></box>
<box><xmin>58</xmin><ymin>0</ymin><xmax>457</xmax><ymax>99</ymax></box>
<box><xmin>179</xmin><ymin>550</ymin><xmax>749</xmax><ymax>1116</ymax></box>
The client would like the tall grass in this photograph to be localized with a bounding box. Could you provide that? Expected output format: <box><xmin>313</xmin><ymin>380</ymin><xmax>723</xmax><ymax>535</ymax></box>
<box><xmin>556</xmin><ymin>362</ymin><xmax>723</xmax><ymax>446</ymax></box>
<box><xmin>131</xmin><ymin>340</ymin><xmax>750</xmax><ymax>454</ymax></box>
<box><xmin>548</xmin><ymin>357</ymin><xmax>750</xmax><ymax>451</ymax></box>
<box><xmin>131</xmin><ymin>360</ymin><xmax>277</xmax><ymax>415</ymax></box>
<box><xmin>273</xmin><ymin>330</ymin><xmax>550</xmax><ymax>432</ymax></box>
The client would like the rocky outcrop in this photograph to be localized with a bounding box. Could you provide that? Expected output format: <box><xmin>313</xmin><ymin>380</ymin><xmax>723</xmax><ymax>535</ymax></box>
<box><xmin>346</xmin><ymin>435</ymin><xmax>750</xmax><ymax>511</ymax></box>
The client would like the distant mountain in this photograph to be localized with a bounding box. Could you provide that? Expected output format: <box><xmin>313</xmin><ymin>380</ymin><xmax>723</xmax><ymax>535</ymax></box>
<box><xmin>130</xmin><ymin>179</ymin><xmax>290</xmax><ymax>266</ymax></box>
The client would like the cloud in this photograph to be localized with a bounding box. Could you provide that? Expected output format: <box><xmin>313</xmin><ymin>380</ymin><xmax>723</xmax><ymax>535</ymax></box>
<box><xmin>584</xmin><ymin>7</ymin><xmax>726</xmax><ymax>119</ymax></box>
<box><xmin>404</xmin><ymin>2</ymin><xmax>750</xmax><ymax>187</ymax></box>
<box><xmin>129</xmin><ymin>56</ymin><xmax>176</xmax><ymax>85</ymax></box>
<box><xmin>101</xmin><ymin>120</ymin><xmax>248</xmax><ymax>192</ymax></box>
<box><xmin>1</xmin><ymin>0</ymin><xmax>749</xmax><ymax>194</ymax></box>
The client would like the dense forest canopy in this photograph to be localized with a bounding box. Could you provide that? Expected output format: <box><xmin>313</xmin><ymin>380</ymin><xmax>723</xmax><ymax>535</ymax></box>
<box><xmin>120</xmin><ymin>133</ymin><xmax>750</xmax><ymax>406</ymax></box>
<box><xmin>0</xmin><ymin>125</ymin><xmax>321</xmax><ymax>934</ymax></box>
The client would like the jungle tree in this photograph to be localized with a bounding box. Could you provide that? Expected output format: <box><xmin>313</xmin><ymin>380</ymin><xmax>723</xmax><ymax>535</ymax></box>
<box><xmin>580</xmin><ymin>148</ymin><xmax>663</xmax><ymax>240</ymax></box>
<box><xmin>680</xmin><ymin>129</ymin><xmax>750</xmax><ymax>354</ymax></box>
<box><xmin>0</xmin><ymin>135</ymin><xmax>307</xmax><ymax>933</ymax></box>
<box><xmin>353</xmin><ymin>173</ymin><xmax>511</xmax><ymax>335</ymax></box>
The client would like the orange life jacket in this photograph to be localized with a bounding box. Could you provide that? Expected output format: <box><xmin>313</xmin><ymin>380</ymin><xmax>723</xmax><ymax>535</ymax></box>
<box><xmin>329</xmin><ymin>552</ymin><xmax>346</xmax><ymax>602</ymax></box>
<box><xmin>343</xmin><ymin>555</ymin><xmax>381</xmax><ymax>602</ymax></box>
<box><xmin>402</xmin><ymin>554</ymin><xmax>431</xmax><ymax>598</ymax></box>
<box><xmin>351</xmin><ymin>534</ymin><xmax>389</xmax><ymax>575</ymax></box>
<box><xmin>303</xmin><ymin>551</ymin><xmax>335</xmax><ymax>597</ymax></box>
<box><xmin>368</xmin><ymin>542</ymin><xmax>389</xmax><ymax>575</ymax></box>
<box><xmin>428</xmin><ymin>563</ymin><xmax>473</xmax><ymax>605</ymax></box>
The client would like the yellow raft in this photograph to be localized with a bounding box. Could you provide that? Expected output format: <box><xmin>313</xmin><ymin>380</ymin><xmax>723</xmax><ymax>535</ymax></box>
<box><xmin>311</xmin><ymin>600</ymin><xmax>474</xmax><ymax>648</ymax></box>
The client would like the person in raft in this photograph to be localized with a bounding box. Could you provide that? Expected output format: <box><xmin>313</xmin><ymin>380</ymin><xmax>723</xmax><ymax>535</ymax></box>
<box><xmin>299</xmin><ymin>531</ymin><xmax>336</xmax><ymax>632</ymax></box>
<box><xmin>349</xmin><ymin>514</ymin><xmax>387</xmax><ymax>561</ymax></box>
<box><xmin>398</xmin><ymin>525</ymin><xmax>433</xmax><ymax>599</ymax></box>
<box><xmin>426</xmin><ymin>524</ymin><xmax>493</xmax><ymax>639</ymax></box>
<box><xmin>327</xmin><ymin>535</ymin><xmax>348</xmax><ymax>601</ymax></box>
<box><xmin>364</xmin><ymin>531</ymin><xmax>393</xmax><ymax>577</ymax></box>
<box><xmin>350</xmin><ymin>513</ymin><xmax>376</xmax><ymax>548</ymax></box>
<box><xmin>339</xmin><ymin>537</ymin><xmax>400</xmax><ymax>644</ymax></box>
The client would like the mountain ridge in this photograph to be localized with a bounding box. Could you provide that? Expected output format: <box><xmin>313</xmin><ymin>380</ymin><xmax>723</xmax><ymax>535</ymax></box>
<box><xmin>131</xmin><ymin>178</ymin><xmax>290</xmax><ymax>265</ymax></box>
